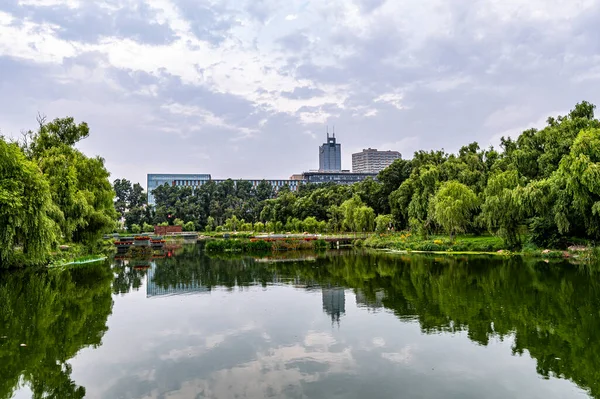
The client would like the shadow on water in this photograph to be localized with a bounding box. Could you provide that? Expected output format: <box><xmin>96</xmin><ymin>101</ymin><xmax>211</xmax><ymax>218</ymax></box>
<box><xmin>2</xmin><ymin>245</ymin><xmax>600</xmax><ymax>398</ymax></box>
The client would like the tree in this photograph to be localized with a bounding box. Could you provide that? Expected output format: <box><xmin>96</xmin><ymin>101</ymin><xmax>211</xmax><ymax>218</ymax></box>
<box><xmin>27</xmin><ymin>116</ymin><xmax>90</xmax><ymax>158</ymax></box>
<box><xmin>0</xmin><ymin>139</ymin><xmax>57</xmax><ymax>267</ymax></box>
<box><xmin>113</xmin><ymin>178</ymin><xmax>132</xmax><ymax>218</ymax></box>
<box><xmin>183</xmin><ymin>221</ymin><xmax>195</xmax><ymax>232</ymax></box>
<box><xmin>355</xmin><ymin>206</ymin><xmax>376</xmax><ymax>233</ymax></box>
<box><xmin>375</xmin><ymin>214</ymin><xmax>394</xmax><ymax>234</ymax></box>
<box><xmin>205</xmin><ymin>216</ymin><xmax>215</xmax><ymax>232</ymax></box>
<box><xmin>24</xmin><ymin>117</ymin><xmax>116</xmax><ymax>245</ymax></box>
<box><xmin>130</xmin><ymin>224</ymin><xmax>141</xmax><ymax>234</ymax></box>
<box><xmin>303</xmin><ymin>216</ymin><xmax>319</xmax><ymax>233</ymax></box>
<box><xmin>557</xmin><ymin>127</ymin><xmax>600</xmax><ymax>238</ymax></box>
<box><xmin>481</xmin><ymin>171</ymin><xmax>525</xmax><ymax>248</ymax></box>
<box><xmin>340</xmin><ymin>195</ymin><xmax>364</xmax><ymax>232</ymax></box>
<box><xmin>142</xmin><ymin>222</ymin><xmax>154</xmax><ymax>233</ymax></box>
<box><xmin>431</xmin><ymin>181</ymin><xmax>479</xmax><ymax>240</ymax></box>
<box><xmin>254</xmin><ymin>222</ymin><xmax>265</xmax><ymax>232</ymax></box>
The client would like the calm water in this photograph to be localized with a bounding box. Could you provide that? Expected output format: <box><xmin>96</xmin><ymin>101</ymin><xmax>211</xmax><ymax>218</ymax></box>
<box><xmin>1</xmin><ymin>246</ymin><xmax>599</xmax><ymax>399</ymax></box>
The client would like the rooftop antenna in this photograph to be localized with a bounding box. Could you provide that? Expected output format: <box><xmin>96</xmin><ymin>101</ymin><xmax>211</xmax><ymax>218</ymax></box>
<box><xmin>326</xmin><ymin>125</ymin><xmax>329</xmax><ymax>138</ymax></box>
<box><xmin>333</xmin><ymin>125</ymin><xmax>335</xmax><ymax>138</ymax></box>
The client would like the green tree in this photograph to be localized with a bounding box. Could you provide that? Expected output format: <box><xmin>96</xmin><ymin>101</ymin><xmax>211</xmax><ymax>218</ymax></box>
<box><xmin>130</xmin><ymin>224</ymin><xmax>141</xmax><ymax>234</ymax></box>
<box><xmin>481</xmin><ymin>171</ymin><xmax>525</xmax><ymax>248</ymax></box>
<box><xmin>340</xmin><ymin>195</ymin><xmax>364</xmax><ymax>232</ymax></box>
<box><xmin>113</xmin><ymin>178</ymin><xmax>132</xmax><ymax>218</ymax></box>
<box><xmin>0</xmin><ymin>139</ymin><xmax>57</xmax><ymax>267</ymax></box>
<box><xmin>205</xmin><ymin>216</ymin><xmax>215</xmax><ymax>232</ymax></box>
<box><xmin>355</xmin><ymin>205</ymin><xmax>376</xmax><ymax>233</ymax></box>
<box><xmin>375</xmin><ymin>214</ymin><xmax>394</xmax><ymax>234</ymax></box>
<box><xmin>431</xmin><ymin>181</ymin><xmax>479</xmax><ymax>239</ymax></box>
<box><xmin>183</xmin><ymin>221</ymin><xmax>195</xmax><ymax>232</ymax></box>
<box><xmin>303</xmin><ymin>216</ymin><xmax>319</xmax><ymax>233</ymax></box>
<box><xmin>142</xmin><ymin>222</ymin><xmax>154</xmax><ymax>233</ymax></box>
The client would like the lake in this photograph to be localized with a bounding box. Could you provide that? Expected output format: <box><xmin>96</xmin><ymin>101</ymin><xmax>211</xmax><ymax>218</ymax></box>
<box><xmin>1</xmin><ymin>246</ymin><xmax>598</xmax><ymax>399</ymax></box>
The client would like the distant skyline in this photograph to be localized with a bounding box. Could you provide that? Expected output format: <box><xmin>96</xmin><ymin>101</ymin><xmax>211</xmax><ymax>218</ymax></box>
<box><xmin>1</xmin><ymin>0</ymin><xmax>600</xmax><ymax>188</ymax></box>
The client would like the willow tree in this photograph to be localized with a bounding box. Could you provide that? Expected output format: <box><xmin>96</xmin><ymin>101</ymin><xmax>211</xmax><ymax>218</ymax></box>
<box><xmin>559</xmin><ymin>127</ymin><xmax>600</xmax><ymax>239</ymax></box>
<box><xmin>481</xmin><ymin>171</ymin><xmax>525</xmax><ymax>248</ymax></box>
<box><xmin>0</xmin><ymin>138</ymin><xmax>57</xmax><ymax>267</ymax></box>
<box><xmin>431</xmin><ymin>181</ymin><xmax>479</xmax><ymax>240</ymax></box>
<box><xmin>25</xmin><ymin>117</ymin><xmax>116</xmax><ymax>245</ymax></box>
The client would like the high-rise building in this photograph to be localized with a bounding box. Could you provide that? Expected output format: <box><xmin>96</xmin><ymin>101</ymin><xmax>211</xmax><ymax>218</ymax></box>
<box><xmin>319</xmin><ymin>133</ymin><xmax>341</xmax><ymax>171</ymax></box>
<box><xmin>352</xmin><ymin>148</ymin><xmax>401</xmax><ymax>173</ymax></box>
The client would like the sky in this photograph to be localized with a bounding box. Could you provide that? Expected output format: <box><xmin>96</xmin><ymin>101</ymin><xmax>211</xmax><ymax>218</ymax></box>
<box><xmin>1</xmin><ymin>0</ymin><xmax>599</xmax><ymax>188</ymax></box>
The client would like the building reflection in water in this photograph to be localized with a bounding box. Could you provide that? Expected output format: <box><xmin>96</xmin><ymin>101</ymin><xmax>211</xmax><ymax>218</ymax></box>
<box><xmin>321</xmin><ymin>286</ymin><xmax>345</xmax><ymax>325</ymax></box>
<box><xmin>146</xmin><ymin>262</ymin><xmax>210</xmax><ymax>298</ymax></box>
<box><xmin>354</xmin><ymin>289</ymin><xmax>385</xmax><ymax>311</ymax></box>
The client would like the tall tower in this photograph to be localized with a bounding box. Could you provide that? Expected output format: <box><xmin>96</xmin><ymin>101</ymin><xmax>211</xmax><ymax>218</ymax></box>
<box><xmin>318</xmin><ymin>131</ymin><xmax>342</xmax><ymax>171</ymax></box>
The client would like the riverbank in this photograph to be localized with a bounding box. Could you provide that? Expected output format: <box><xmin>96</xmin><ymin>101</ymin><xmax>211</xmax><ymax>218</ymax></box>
<box><xmin>361</xmin><ymin>233</ymin><xmax>597</xmax><ymax>260</ymax></box>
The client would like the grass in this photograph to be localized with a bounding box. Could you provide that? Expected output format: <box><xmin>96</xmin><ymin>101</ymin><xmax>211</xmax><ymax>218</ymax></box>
<box><xmin>204</xmin><ymin>238</ymin><xmax>329</xmax><ymax>253</ymax></box>
<box><xmin>363</xmin><ymin>232</ymin><xmax>600</xmax><ymax>261</ymax></box>
<box><xmin>364</xmin><ymin>233</ymin><xmax>506</xmax><ymax>253</ymax></box>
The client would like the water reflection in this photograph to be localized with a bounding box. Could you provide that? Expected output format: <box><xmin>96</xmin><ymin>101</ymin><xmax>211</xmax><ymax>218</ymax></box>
<box><xmin>0</xmin><ymin>263</ymin><xmax>113</xmax><ymax>399</ymax></box>
<box><xmin>1</xmin><ymin>248</ymin><xmax>599</xmax><ymax>398</ymax></box>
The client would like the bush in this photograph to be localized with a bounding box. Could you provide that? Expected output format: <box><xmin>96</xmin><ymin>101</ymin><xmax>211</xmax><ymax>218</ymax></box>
<box><xmin>414</xmin><ymin>242</ymin><xmax>443</xmax><ymax>252</ymax></box>
<box><xmin>183</xmin><ymin>221</ymin><xmax>195</xmax><ymax>232</ymax></box>
<box><xmin>130</xmin><ymin>224</ymin><xmax>141</xmax><ymax>234</ymax></box>
<box><xmin>142</xmin><ymin>222</ymin><xmax>154</xmax><ymax>233</ymax></box>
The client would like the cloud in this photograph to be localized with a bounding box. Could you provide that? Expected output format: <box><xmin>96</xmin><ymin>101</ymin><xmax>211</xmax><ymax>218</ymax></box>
<box><xmin>0</xmin><ymin>0</ymin><xmax>599</xmax><ymax>185</ymax></box>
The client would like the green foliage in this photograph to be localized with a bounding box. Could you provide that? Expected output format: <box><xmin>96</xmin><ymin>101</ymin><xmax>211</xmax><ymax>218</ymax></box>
<box><xmin>431</xmin><ymin>181</ymin><xmax>479</xmax><ymax>239</ymax></box>
<box><xmin>142</xmin><ymin>222</ymin><xmax>154</xmax><ymax>233</ymax></box>
<box><xmin>116</xmin><ymin>101</ymin><xmax>600</xmax><ymax>252</ymax></box>
<box><xmin>18</xmin><ymin>116</ymin><xmax>117</xmax><ymax>250</ymax></box>
<box><xmin>130</xmin><ymin>224</ymin><xmax>141</xmax><ymax>234</ymax></box>
<box><xmin>375</xmin><ymin>214</ymin><xmax>394</xmax><ymax>233</ymax></box>
<box><xmin>355</xmin><ymin>205</ymin><xmax>376</xmax><ymax>232</ymax></box>
<box><xmin>0</xmin><ymin>139</ymin><xmax>57</xmax><ymax>267</ymax></box>
<box><xmin>173</xmin><ymin>218</ymin><xmax>184</xmax><ymax>227</ymax></box>
<box><xmin>183</xmin><ymin>221</ymin><xmax>195</xmax><ymax>232</ymax></box>
<box><xmin>0</xmin><ymin>263</ymin><xmax>113</xmax><ymax>397</ymax></box>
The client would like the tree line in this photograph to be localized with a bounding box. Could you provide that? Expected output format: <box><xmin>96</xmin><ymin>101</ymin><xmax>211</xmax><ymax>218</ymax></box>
<box><xmin>123</xmin><ymin>101</ymin><xmax>600</xmax><ymax>249</ymax></box>
<box><xmin>2</xmin><ymin>100</ymin><xmax>599</xmax><ymax>267</ymax></box>
<box><xmin>1</xmin><ymin>117</ymin><xmax>116</xmax><ymax>267</ymax></box>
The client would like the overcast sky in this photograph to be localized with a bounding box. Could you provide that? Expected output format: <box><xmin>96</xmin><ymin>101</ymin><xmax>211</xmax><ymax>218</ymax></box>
<box><xmin>1</xmin><ymin>0</ymin><xmax>599</xmax><ymax>187</ymax></box>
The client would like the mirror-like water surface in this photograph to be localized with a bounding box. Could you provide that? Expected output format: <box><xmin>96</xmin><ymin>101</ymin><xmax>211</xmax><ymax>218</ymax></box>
<box><xmin>2</xmin><ymin>246</ymin><xmax>599</xmax><ymax>398</ymax></box>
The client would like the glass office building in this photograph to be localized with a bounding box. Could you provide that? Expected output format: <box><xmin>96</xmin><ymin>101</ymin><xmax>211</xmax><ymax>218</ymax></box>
<box><xmin>319</xmin><ymin>133</ymin><xmax>342</xmax><ymax>171</ymax></box>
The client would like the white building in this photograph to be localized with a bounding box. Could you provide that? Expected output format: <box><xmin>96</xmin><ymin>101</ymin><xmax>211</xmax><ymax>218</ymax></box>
<box><xmin>352</xmin><ymin>148</ymin><xmax>401</xmax><ymax>173</ymax></box>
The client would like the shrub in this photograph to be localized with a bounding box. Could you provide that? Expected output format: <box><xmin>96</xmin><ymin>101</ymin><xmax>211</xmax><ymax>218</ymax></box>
<box><xmin>142</xmin><ymin>222</ymin><xmax>154</xmax><ymax>233</ymax></box>
<box><xmin>130</xmin><ymin>224</ymin><xmax>141</xmax><ymax>234</ymax></box>
<box><xmin>183</xmin><ymin>221</ymin><xmax>195</xmax><ymax>232</ymax></box>
<box><xmin>414</xmin><ymin>242</ymin><xmax>443</xmax><ymax>252</ymax></box>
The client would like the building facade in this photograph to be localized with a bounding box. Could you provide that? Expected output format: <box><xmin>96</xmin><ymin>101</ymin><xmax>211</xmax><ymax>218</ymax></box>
<box><xmin>319</xmin><ymin>133</ymin><xmax>342</xmax><ymax>171</ymax></box>
<box><xmin>301</xmin><ymin>170</ymin><xmax>377</xmax><ymax>185</ymax></box>
<box><xmin>352</xmin><ymin>148</ymin><xmax>401</xmax><ymax>173</ymax></box>
<box><xmin>147</xmin><ymin>174</ymin><xmax>301</xmax><ymax>206</ymax></box>
<box><xmin>147</xmin><ymin>174</ymin><xmax>211</xmax><ymax>205</ymax></box>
